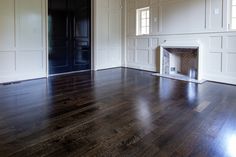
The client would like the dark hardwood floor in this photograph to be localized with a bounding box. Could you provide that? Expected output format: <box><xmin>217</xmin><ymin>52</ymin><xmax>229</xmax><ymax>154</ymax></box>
<box><xmin>0</xmin><ymin>68</ymin><xmax>236</xmax><ymax>157</ymax></box>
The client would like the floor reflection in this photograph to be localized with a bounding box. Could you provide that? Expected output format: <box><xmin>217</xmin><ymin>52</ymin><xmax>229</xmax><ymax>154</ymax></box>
<box><xmin>226</xmin><ymin>133</ymin><xmax>236</xmax><ymax>157</ymax></box>
<box><xmin>187</xmin><ymin>82</ymin><xmax>199</xmax><ymax>107</ymax></box>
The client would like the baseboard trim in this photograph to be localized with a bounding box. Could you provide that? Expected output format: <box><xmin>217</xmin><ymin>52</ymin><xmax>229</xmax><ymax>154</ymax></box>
<box><xmin>204</xmin><ymin>75</ymin><xmax>236</xmax><ymax>85</ymax></box>
<box><xmin>49</xmin><ymin>70</ymin><xmax>92</xmax><ymax>77</ymax></box>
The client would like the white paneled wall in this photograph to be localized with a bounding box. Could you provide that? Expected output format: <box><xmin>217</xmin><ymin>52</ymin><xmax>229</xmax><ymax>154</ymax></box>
<box><xmin>127</xmin><ymin>37</ymin><xmax>159</xmax><ymax>71</ymax></box>
<box><xmin>0</xmin><ymin>0</ymin><xmax>46</xmax><ymax>83</ymax></box>
<box><xmin>125</xmin><ymin>0</ymin><xmax>236</xmax><ymax>84</ymax></box>
<box><xmin>206</xmin><ymin>34</ymin><xmax>236</xmax><ymax>84</ymax></box>
<box><xmin>94</xmin><ymin>0</ymin><xmax>123</xmax><ymax>70</ymax></box>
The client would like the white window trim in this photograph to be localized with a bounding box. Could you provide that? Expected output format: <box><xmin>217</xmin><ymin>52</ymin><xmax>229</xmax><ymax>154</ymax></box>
<box><xmin>228</xmin><ymin>0</ymin><xmax>236</xmax><ymax>30</ymax></box>
<box><xmin>136</xmin><ymin>7</ymin><xmax>150</xmax><ymax>36</ymax></box>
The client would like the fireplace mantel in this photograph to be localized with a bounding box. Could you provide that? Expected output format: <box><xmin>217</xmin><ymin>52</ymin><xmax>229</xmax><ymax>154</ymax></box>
<box><xmin>160</xmin><ymin>40</ymin><xmax>201</xmax><ymax>49</ymax></box>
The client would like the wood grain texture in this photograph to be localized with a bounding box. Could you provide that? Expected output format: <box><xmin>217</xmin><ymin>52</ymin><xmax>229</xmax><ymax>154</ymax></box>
<box><xmin>0</xmin><ymin>68</ymin><xmax>236</xmax><ymax>157</ymax></box>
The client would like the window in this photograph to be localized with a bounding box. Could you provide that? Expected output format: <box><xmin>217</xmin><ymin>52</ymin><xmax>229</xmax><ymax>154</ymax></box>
<box><xmin>136</xmin><ymin>7</ymin><xmax>150</xmax><ymax>35</ymax></box>
<box><xmin>232</xmin><ymin>0</ymin><xmax>236</xmax><ymax>29</ymax></box>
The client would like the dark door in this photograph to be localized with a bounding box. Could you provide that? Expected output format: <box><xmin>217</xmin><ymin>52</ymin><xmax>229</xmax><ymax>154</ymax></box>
<box><xmin>48</xmin><ymin>0</ymin><xmax>91</xmax><ymax>75</ymax></box>
<box><xmin>70</xmin><ymin>0</ymin><xmax>91</xmax><ymax>71</ymax></box>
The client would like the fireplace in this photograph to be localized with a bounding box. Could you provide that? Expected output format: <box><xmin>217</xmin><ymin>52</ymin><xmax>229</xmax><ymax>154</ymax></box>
<box><xmin>162</xmin><ymin>48</ymin><xmax>198</xmax><ymax>80</ymax></box>
<box><xmin>154</xmin><ymin>40</ymin><xmax>205</xmax><ymax>83</ymax></box>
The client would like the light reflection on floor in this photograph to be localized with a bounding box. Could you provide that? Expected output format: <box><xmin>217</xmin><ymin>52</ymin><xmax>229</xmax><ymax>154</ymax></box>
<box><xmin>134</xmin><ymin>97</ymin><xmax>154</xmax><ymax>132</ymax></box>
<box><xmin>187</xmin><ymin>82</ymin><xmax>198</xmax><ymax>103</ymax></box>
<box><xmin>226</xmin><ymin>134</ymin><xmax>236</xmax><ymax>157</ymax></box>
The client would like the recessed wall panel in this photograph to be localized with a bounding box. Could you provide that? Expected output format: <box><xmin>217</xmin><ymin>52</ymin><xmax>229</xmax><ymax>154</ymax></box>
<box><xmin>151</xmin><ymin>38</ymin><xmax>159</xmax><ymax>49</ymax></box>
<box><xmin>0</xmin><ymin>0</ymin><xmax>15</xmax><ymax>50</ymax></box>
<box><xmin>207</xmin><ymin>52</ymin><xmax>222</xmax><ymax>73</ymax></box>
<box><xmin>209</xmin><ymin>0</ymin><xmax>223</xmax><ymax>30</ymax></box>
<box><xmin>136</xmin><ymin>38</ymin><xmax>149</xmax><ymax>49</ymax></box>
<box><xmin>210</xmin><ymin>36</ymin><xmax>222</xmax><ymax>50</ymax></box>
<box><xmin>128</xmin><ymin>38</ymin><xmax>135</xmax><ymax>49</ymax></box>
<box><xmin>109</xmin><ymin>12</ymin><xmax>122</xmax><ymax>47</ymax></box>
<box><xmin>226</xmin><ymin>36</ymin><xmax>236</xmax><ymax>50</ymax></box>
<box><xmin>136</xmin><ymin>50</ymin><xmax>149</xmax><ymax>64</ymax></box>
<box><xmin>16</xmin><ymin>51</ymin><xmax>43</xmax><ymax>73</ymax></box>
<box><xmin>127</xmin><ymin>10</ymin><xmax>136</xmax><ymax>36</ymax></box>
<box><xmin>0</xmin><ymin>52</ymin><xmax>15</xmax><ymax>74</ymax></box>
<box><xmin>226</xmin><ymin>52</ymin><xmax>236</xmax><ymax>74</ymax></box>
<box><xmin>127</xmin><ymin>50</ymin><xmax>135</xmax><ymax>63</ymax></box>
<box><xmin>16</xmin><ymin>0</ymin><xmax>43</xmax><ymax>49</ymax></box>
<box><xmin>160</xmin><ymin>0</ymin><xmax>206</xmax><ymax>33</ymax></box>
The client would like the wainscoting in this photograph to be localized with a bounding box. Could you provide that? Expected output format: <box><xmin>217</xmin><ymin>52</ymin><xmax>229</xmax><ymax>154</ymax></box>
<box><xmin>126</xmin><ymin>37</ymin><xmax>159</xmax><ymax>72</ymax></box>
<box><xmin>126</xmin><ymin>33</ymin><xmax>236</xmax><ymax>85</ymax></box>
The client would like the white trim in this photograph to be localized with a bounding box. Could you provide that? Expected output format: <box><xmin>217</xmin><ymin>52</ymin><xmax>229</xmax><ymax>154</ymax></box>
<box><xmin>122</xmin><ymin>0</ymin><xmax>127</xmax><ymax>67</ymax></box>
<box><xmin>0</xmin><ymin>73</ymin><xmax>47</xmax><ymax>84</ymax></box>
<box><xmin>205</xmin><ymin>74</ymin><xmax>236</xmax><ymax>85</ymax></box>
<box><xmin>91</xmin><ymin>0</ymin><xmax>95</xmax><ymax>71</ymax></box>
<box><xmin>45</xmin><ymin>0</ymin><xmax>49</xmax><ymax>77</ymax></box>
<box><xmin>228</xmin><ymin>0</ymin><xmax>236</xmax><ymax>30</ymax></box>
<box><xmin>93</xmin><ymin>0</ymin><xmax>98</xmax><ymax>70</ymax></box>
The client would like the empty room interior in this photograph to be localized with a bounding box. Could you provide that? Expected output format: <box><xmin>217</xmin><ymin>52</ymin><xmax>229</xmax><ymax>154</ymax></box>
<box><xmin>1</xmin><ymin>0</ymin><xmax>236</xmax><ymax>156</ymax></box>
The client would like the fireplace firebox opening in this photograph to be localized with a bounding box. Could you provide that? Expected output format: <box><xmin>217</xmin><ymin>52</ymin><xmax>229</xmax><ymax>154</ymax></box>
<box><xmin>162</xmin><ymin>48</ymin><xmax>198</xmax><ymax>80</ymax></box>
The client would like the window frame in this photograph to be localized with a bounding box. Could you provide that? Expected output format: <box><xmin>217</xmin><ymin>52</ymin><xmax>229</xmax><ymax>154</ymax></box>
<box><xmin>136</xmin><ymin>7</ymin><xmax>150</xmax><ymax>36</ymax></box>
<box><xmin>230</xmin><ymin>0</ymin><xmax>236</xmax><ymax>30</ymax></box>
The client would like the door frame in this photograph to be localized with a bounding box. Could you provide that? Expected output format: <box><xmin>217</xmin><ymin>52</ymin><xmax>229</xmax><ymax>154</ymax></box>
<box><xmin>45</xmin><ymin>0</ymin><xmax>94</xmax><ymax>77</ymax></box>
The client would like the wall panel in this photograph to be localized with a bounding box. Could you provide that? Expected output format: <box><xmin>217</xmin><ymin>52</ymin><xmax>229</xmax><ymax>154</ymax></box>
<box><xmin>226</xmin><ymin>36</ymin><xmax>236</xmax><ymax>50</ymax></box>
<box><xmin>208</xmin><ymin>0</ymin><xmax>224</xmax><ymax>30</ymax></box>
<box><xmin>16</xmin><ymin>0</ymin><xmax>43</xmax><ymax>49</ymax></box>
<box><xmin>16</xmin><ymin>51</ymin><xmax>43</xmax><ymax>73</ymax></box>
<box><xmin>136</xmin><ymin>50</ymin><xmax>149</xmax><ymax>64</ymax></box>
<box><xmin>226</xmin><ymin>52</ymin><xmax>236</xmax><ymax>75</ymax></box>
<box><xmin>160</xmin><ymin>0</ymin><xmax>206</xmax><ymax>33</ymax></box>
<box><xmin>109</xmin><ymin>11</ymin><xmax>122</xmax><ymax>47</ymax></box>
<box><xmin>0</xmin><ymin>0</ymin><xmax>15</xmax><ymax>50</ymax></box>
<box><xmin>206</xmin><ymin>52</ymin><xmax>222</xmax><ymax>73</ymax></box>
<box><xmin>0</xmin><ymin>0</ymin><xmax>46</xmax><ymax>83</ymax></box>
<box><xmin>0</xmin><ymin>52</ymin><xmax>15</xmax><ymax>74</ymax></box>
<box><xmin>127</xmin><ymin>9</ymin><xmax>136</xmax><ymax>36</ymax></box>
<box><xmin>94</xmin><ymin>0</ymin><xmax>122</xmax><ymax>70</ymax></box>
<box><xmin>127</xmin><ymin>49</ymin><xmax>135</xmax><ymax>63</ymax></box>
<box><xmin>136</xmin><ymin>38</ymin><xmax>149</xmax><ymax>49</ymax></box>
<box><xmin>210</xmin><ymin>36</ymin><xmax>222</xmax><ymax>50</ymax></box>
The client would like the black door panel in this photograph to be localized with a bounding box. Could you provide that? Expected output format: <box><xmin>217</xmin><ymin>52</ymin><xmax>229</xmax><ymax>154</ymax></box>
<box><xmin>48</xmin><ymin>0</ymin><xmax>91</xmax><ymax>74</ymax></box>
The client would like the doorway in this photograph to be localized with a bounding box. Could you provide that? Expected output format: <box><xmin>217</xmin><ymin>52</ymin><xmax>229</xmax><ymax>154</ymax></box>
<box><xmin>48</xmin><ymin>0</ymin><xmax>91</xmax><ymax>75</ymax></box>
